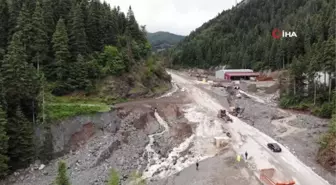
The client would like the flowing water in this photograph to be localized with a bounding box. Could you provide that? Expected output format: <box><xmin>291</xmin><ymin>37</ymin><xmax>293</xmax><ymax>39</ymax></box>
<box><xmin>141</xmin><ymin>77</ymin><xmax>226</xmax><ymax>181</ymax></box>
<box><xmin>141</xmin><ymin>104</ymin><xmax>226</xmax><ymax>180</ymax></box>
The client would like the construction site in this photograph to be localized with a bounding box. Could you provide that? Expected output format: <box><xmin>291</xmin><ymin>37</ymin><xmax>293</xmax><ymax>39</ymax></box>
<box><xmin>3</xmin><ymin>69</ymin><xmax>333</xmax><ymax>185</ymax></box>
<box><xmin>175</xmin><ymin>68</ymin><xmax>334</xmax><ymax>185</ymax></box>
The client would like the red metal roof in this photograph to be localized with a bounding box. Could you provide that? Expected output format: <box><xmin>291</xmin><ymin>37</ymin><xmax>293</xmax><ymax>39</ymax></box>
<box><xmin>225</xmin><ymin>72</ymin><xmax>260</xmax><ymax>77</ymax></box>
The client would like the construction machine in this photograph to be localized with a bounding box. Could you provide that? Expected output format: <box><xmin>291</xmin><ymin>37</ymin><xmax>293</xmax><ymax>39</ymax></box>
<box><xmin>260</xmin><ymin>168</ymin><xmax>295</xmax><ymax>185</ymax></box>
<box><xmin>228</xmin><ymin>106</ymin><xmax>244</xmax><ymax>117</ymax></box>
<box><xmin>217</xmin><ymin>109</ymin><xmax>233</xmax><ymax>122</ymax></box>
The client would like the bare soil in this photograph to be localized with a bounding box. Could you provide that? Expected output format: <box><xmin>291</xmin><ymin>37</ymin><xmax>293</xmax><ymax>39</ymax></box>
<box><xmin>149</xmin><ymin>150</ymin><xmax>262</xmax><ymax>185</ymax></box>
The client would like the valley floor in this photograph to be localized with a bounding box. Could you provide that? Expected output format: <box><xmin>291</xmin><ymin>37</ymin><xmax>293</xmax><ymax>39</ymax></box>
<box><xmin>1</xmin><ymin>70</ymin><xmax>335</xmax><ymax>185</ymax></box>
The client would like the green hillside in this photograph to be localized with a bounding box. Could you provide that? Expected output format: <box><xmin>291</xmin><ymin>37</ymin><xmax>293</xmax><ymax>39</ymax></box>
<box><xmin>147</xmin><ymin>31</ymin><xmax>184</xmax><ymax>51</ymax></box>
<box><xmin>0</xmin><ymin>0</ymin><xmax>170</xmax><ymax>175</ymax></box>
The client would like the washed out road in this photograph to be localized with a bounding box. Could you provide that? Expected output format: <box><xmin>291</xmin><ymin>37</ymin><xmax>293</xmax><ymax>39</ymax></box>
<box><xmin>167</xmin><ymin>70</ymin><xmax>330</xmax><ymax>185</ymax></box>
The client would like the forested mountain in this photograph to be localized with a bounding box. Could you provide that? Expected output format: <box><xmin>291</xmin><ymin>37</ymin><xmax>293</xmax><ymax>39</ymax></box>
<box><xmin>0</xmin><ymin>0</ymin><xmax>170</xmax><ymax>178</ymax></box>
<box><xmin>171</xmin><ymin>0</ymin><xmax>334</xmax><ymax>70</ymax></box>
<box><xmin>169</xmin><ymin>0</ymin><xmax>335</xmax><ymax>171</ymax></box>
<box><xmin>147</xmin><ymin>31</ymin><xmax>184</xmax><ymax>51</ymax></box>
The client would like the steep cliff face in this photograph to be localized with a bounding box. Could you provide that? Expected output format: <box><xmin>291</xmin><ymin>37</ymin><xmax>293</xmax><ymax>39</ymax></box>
<box><xmin>37</xmin><ymin>111</ymin><xmax>121</xmax><ymax>158</ymax></box>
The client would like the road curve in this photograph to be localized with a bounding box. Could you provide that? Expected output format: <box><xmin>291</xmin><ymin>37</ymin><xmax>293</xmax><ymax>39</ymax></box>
<box><xmin>168</xmin><ymin>70</ymin><xmax>330</xmax><ymax>185</ymax></box>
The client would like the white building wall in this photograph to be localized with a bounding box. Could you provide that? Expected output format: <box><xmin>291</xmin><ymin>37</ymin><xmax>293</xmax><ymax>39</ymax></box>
<box><xmin>215</xmin><ymin>70</ymin><xmax>225</xmax><ymax>79</ymax></box>
<box><xmin>215</xmin><ymin>69</ymin><xmax>254</xmax><ymax>79</ymax></box>
<box><xmin>315</xmin><ymin>72</ymin><xmax>332</xmax><ymax>86</ymax></box>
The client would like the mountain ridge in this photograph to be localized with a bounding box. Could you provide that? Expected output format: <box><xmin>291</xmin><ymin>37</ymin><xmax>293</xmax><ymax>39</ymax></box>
<box><xmin>147</xmin><ymin>31</ymin><xmax>185</xmax><ymax>51</ymax></box>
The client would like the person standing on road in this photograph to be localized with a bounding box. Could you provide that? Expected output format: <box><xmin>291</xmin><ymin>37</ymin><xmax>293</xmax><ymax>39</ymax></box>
<box><xmin>196</xmin><ymin>160</ymin><xmax>199</xmax><ymax>171</ymax></box>
<box><xmin>245</xmin><ymin>151</ymin><xmax>248</xmax><ymax>160</ymax></box>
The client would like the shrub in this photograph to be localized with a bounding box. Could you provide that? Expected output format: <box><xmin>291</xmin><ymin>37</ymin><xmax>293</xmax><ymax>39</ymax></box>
<box><xmin>312</xmin><ymin>103</ymin><xmax>333</xmax><ymax>118</ymax></box>
<box><xmin>279</xmin><ymin>95</ymin><xmax>300</xmax><ymax>108</ymax></box>
<box><xmin>319</xmin><ymin>134</ymin><xmax>330</xmax><ymax>149</ymax></box>
<box><xmin>55</xmin><ymin>161</ymin><xmax>71</xmax><ymax>185</ymax></box>
<box><xmin>107</xmin><ymin>169</ymin><xmax>119</xmax><ymax>185</ymax></box>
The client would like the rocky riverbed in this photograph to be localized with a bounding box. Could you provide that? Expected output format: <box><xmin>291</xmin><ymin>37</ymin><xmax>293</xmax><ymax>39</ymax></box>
<box><xmin>1</xmin><ymin>88</ymin><xmax>193</xmax><ymax>185</ymax></box>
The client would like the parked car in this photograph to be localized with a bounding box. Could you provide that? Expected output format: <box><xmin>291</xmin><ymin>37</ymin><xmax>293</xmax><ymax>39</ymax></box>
<box><xmin>267</xmin><ymin>143</ymin><xmax>282</xmax><ymax>152</ymax></box>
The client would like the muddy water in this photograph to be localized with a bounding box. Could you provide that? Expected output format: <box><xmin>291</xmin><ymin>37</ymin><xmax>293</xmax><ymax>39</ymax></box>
<box><xmin>141</xmin><ymin>111</ymin><xmax>170</xmax><ymax>178</ymax></box>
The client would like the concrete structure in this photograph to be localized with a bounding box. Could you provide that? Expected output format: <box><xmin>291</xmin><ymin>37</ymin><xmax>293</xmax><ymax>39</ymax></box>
<box><xmin>215</xmin><ymin>69</ymin><xmax>259</xmax><ymax>80</ymax></box>
<box><xmin>213</xmin><ymin>136</ymin><xmax>229</xmax><ymax>148</ymax></box>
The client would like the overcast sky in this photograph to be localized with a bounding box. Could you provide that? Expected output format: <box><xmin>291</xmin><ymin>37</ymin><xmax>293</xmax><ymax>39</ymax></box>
<box><xmin>105</xmin><ymin>0</ymin><xmax>241</xmax><ymax>35</ymax></box>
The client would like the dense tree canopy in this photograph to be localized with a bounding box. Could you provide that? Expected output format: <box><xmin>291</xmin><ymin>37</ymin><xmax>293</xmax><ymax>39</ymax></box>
<box><xmin>0</xmin><ymin>0</ymin><xmax>150</xmax><ymax>177</ymax></box>
<box><xmin>172</xmin><ymin>0</ymin><xmax>334</xmax><ymax>70</ymax></box>
<box><xmin>170</xmin><ymin>0</ymin><xmax>335</xmax><ymax>116</ymax></box>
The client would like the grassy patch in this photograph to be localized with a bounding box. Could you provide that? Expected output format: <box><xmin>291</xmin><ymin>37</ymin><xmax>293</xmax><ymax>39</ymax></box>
<box><xmin>49</xmin><ymin>95</ymin><xmax>104</xmax><ymax>104</ymax></box>
<box><xmin>46</xmin><ymin>103</ymin><xmax>110</xmax><ymax>121</ymax></box>
<box><xmin>46</xmin><ymin>94</ymin><xmax>111</xmax><ymax>121</ymax></box>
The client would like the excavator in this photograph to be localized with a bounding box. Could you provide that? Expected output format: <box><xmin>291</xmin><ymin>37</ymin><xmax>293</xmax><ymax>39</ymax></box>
<box><xmin>229</xmin><ymin>106</ymin><xmax>244</xmax><ymax>117</ymax></box>
<box><xmin>217</xmin><ymin>109</ymin><xmax>232</xmax><ymax>122</ymax></box>
<box><xmin>217</xmin><ymin>106</ymin><xmax>244</xmax><ymax>122</ymax></box>
<box><xmin>260</xmin><ymin>168</ymin><xmax>295</xmax><ymax>185</ymax></box>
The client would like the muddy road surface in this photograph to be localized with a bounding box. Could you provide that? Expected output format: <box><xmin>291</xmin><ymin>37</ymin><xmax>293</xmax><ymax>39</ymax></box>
<box><xmin>166</xmin><ymin>70</ymin><xmax>331</xmax><ymax>185</ymax></box>
<box><xmin>2</xmin><ymin>70</ymin><xmax>332</xmax><ymax>185</ymax></box>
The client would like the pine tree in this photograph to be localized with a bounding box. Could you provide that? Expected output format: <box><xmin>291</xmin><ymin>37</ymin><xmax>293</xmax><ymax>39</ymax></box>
<box><xmin>52</xmin><ymin>18</ymin><xmax>70</xmax><ymax>81</ymax></box>
<box><xmin>42</xmin><ymin>0</ymin><xmax>56</xmax><ymax>39</ymax></box>
<box><xmin>328</xmin><ymin>10</ymin><xmax>336</xmax><ymax>38</ymax></box>
<box><xmin>32</xmin><ymin>0</ymin><xmax>48</xmax><ymax>70</ymax></box>
<box><xmin>8</xmin><ymin>0</ymin><xmax>23</xmax><ymax>38</ymax></box>
<box><xmin>69</xmin><ymin>4</ymin><xmax>87</xmax><ymax>57</ymax></box>
<box><xmin>7</xmin><ymin>107</ymin><xmax>34</xmax><ymax>170</ymax></box>
<box><xmin>75</xmin><ymin>54</ymin><xmax>90</xmax><ymax>89</ymax></box>
<box><xmin>107</xmin><ymin>169</ymin><xmax>119</xmax><ymax>185</ymax></box>
<box><xmin>101</xmin><ymin>3</ymin><xmax>117</xmax><ymax>46</ymax></box>
<box><xmin>321</xmin><ymin>37</ymin><xmax>335</xmax><ymax>102</ymax></box>
<box><xmin>126</xmin><ymin>6</ymin><xmax>143</xmax><ymax>42</ymax></box>
<box><xmin>15</xmin><ymin>3</ymin><xmax>34</xmax><ymax>63</ymax></box>
<box><xmin>0</xmin><ymin>0</ymin><xmax>9</xmax><ymax>57</ymax></box>
<box><xmin>117</xmin><ymin>10</ymin><xmax>127</xmax><ymax>34</ymax></box>
<box><xmin>55</xmin><ymin>160</ymin><xmax>71</xmax><ymax>185</ymax></box>
<box><xmin>87</xmin><ymin>0</ymin><xmax>103</xmax><ymax>52</ymax></box>
<box><xmin>58</xmin><ymin>0</ymin><xmax>72</xmax><ymax>23</ymax></box>
<box><xmin>1</xmin><ymin>32</ymin><xmax>28</xmax><ymax>104</ymax></box>
<box><xmin>0</xmin><ymin>107</ymin><xmax>9</xmax><ymax>178</ymax></box>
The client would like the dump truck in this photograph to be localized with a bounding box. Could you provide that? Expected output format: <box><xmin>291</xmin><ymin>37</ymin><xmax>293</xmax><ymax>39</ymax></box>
<box><xmin>260</xmin><ymin>168</ymin><xmax>295</xmax><ymax>185</ymax></box>
<box><xmin>217</xmin><ymin>109</ymin><xmax>233</xmax><ymax>122</ymax></box>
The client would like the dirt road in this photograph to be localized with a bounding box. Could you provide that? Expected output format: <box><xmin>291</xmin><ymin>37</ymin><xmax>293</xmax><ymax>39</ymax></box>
<box><xmin>167</xmin><ymin>70</ymin><xmax>331</xmax><ymax>185</ymax></box>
